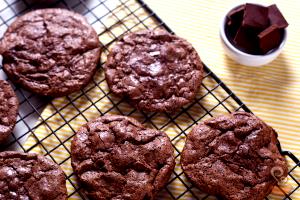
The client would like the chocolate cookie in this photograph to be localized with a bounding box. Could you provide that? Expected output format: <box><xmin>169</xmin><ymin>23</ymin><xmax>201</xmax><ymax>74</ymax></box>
<box><xmin>0</xmin><ymin>80</ymin><xmax>18</xmax><ymax>144</ymax></box>
<box><xmin>0</xmin><ymin>151</ymin><xmax>67</xmax><ymax>200</ymax></box>
<box><xmin>104</xmin><ymin>30</ymin><xmax>203</xmax><ymax>112</ymax></box>
<box><xmin>0</xmin><ymin>8</ymin><xmax>100</xmax><ymax>97</ymax></box>
<box><xmin>71</xmin><ymin>115</ymin><xmax>175</xmax><ymax>200</ymax></box>
<box><xmin>181</xmin><ymin>112</ymin><xmax>288</xmax><ymax>200</ymax></box>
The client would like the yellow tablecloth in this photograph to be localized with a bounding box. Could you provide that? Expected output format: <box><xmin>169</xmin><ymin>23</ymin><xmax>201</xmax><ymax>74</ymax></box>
<box><xmin>23</xmin><ymin>0</ymin><xmax>300</xmax><ymax>199</ymax></box>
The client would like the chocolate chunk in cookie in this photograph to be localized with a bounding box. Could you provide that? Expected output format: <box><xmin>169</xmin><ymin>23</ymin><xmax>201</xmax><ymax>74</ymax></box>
<box><xmin>104</xmin><ymin>30</ymin><xmax>203</xmax><ymax>112</ymax></box>
<box><xmin>71</xmin><ymin>115</ymin><xmax>175</xmax><ymax>200</ymax></box>
<box><xmin>181</xmin><ymin>112</ymin><xmax>288</xmax><ymax>200</ymax></box>
<box><xmin>0</xmin><ymin>8</ymin><xmax>101</xmax><ymax>97</ymax></box>
<box><xmin>0</xmin><ymin>80</ymin><xmax>18</xmax><ymax>144</ymax></box>
<box><xmin>0</xmin><ymin>151</ymin><xmax>67</xmax><ymax>200</ymax></box>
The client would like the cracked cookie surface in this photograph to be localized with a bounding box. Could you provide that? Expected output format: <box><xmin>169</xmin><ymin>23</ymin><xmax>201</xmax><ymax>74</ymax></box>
<box><xmin>181</xmin><ymin>112</ymin><xmax>288</xmax><ymax>200</ymax></box>
<box><xmin>0</xmin><ymin>8</ymin><xmax>100</xmax><ymax>97</ymax></box>
<box><xmin>0</xmin><ymin>151</ymin><xmax>67</xmax><ymax>200</ymax></box>
<box><xmin>104</xmin><ymin>30</ymin><xmax>203</xmax><ymax>112</ymax></box>
<box><xmin>0</xmin><ymin>80</ymin><xmax>18</xmax><ymax>144</ymax></box>
<box><xmin>71</xmin><ymin>115</ymin><xmax>175</xmax><ymax>200</ymax></box>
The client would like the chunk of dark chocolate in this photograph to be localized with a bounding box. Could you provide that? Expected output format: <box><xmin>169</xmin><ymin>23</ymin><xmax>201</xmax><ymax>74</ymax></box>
<box><xmin>268</xmin><ymin>4</ymin><xmax>289</xmax><ymax>28</ymax></box>
<box><xmin>226</xmin><ymin>5</ymin><xmax>245</xmax><ymax>40</ymax></box>
<box><xmin>258</xmin><ymin>24</ymin><xmax>282</xmax><ymax>54</ymax></box>
<box><xmin>234</xmin><ymin>27</ymin><xmax>259</xmax><ymax>54</ymax></box>
<box><xmin>242</xmin><ymin>3</ymin><xmax>269</xmax><ymax>30</ymax></box>
<box><xmin>227</xmin><ymin>5</ymin><xmax>245</xmax><ymax>26</ymax></box>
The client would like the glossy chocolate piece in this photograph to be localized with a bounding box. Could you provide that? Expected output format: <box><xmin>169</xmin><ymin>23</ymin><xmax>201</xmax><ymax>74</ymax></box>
<box><xmin>259</xmin><ymin>25</ymin><xmax>282</xmax><ymax>54</ymax></box>
<box><xmin>268</xmin><ymin>4</ymin><xmax>289</xmax><ymax>29</ymax></box>
<box><xmin>226</xmin><ymin>5</ymin><xmax>245</xmax><ymax>40</ymax></box>
<box><xmin>234</xmin><ymin>27</ymin><xmax>259</xmax><ymax>54</ymax></box>
<box><xmin>242</xmin><ymin>3</ymin><xmax>269</xmax><ymax>30</ymax></box>
<box><xmin>227</xmin><ymin>5</ymin><xmax>245</xmax><ymax>26</ymax></box>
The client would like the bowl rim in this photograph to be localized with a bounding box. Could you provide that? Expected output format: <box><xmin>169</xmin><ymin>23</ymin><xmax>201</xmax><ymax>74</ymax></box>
<box><xmin>220</xmin><ymin>3</ymin><xmax>287</xmax><ymax>58</ymax></box>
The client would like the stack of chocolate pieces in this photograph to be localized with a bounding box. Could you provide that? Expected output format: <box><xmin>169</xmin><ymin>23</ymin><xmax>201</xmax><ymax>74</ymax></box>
<box><xmin>225</xmin><ymin>3</ymin><xmax>288</xmax><ymax>55</ymax></box>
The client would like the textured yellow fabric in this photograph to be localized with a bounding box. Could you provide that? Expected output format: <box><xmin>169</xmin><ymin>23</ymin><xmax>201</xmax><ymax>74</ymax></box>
<box><xmin>23</xmin><ymin>0</ymin><xmax>300</xmax><ymax>199</ymax></box>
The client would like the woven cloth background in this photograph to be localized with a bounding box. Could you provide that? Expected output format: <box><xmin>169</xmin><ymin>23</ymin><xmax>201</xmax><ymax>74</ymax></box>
<box><xmin>23</xmin><ymin>0</ymin><xmax>300</xmax><ymax>199</ymax></box>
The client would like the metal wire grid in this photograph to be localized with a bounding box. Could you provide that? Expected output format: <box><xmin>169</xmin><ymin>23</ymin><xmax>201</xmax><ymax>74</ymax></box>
<box><xmin>0</xmin><ymin>0</ymin><xmax>299</xmax><ymax>199</ymax></box>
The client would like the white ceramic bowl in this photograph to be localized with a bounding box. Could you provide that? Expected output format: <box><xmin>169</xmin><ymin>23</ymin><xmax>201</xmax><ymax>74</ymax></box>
<box><xmin>220</xmin><ymin>4</ymin><xmax>287</xmax><ymax>67</ymax></box>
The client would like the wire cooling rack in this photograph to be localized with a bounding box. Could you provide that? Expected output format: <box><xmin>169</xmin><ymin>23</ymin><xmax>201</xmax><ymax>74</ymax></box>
<box><xmin>0</xmin><ymin>0</ymin><xmax>299</xmax><ymax>199</ymax></box>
